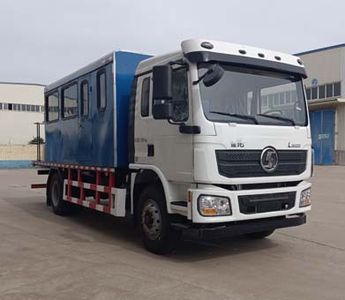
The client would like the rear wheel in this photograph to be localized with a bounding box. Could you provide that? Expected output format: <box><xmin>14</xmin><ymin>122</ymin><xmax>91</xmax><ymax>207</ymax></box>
<box><xmin>138</xmin><ymin>185</ymin><xmax>180</xmax><ymax>255</ymax></box>
<box><xmin>48</xmin><ymin>172</ymin><xmax>72</xmax><ymax>215</ymax></box>
<box><xmin>246</xmin><ymin>230</ymin><xmax>275</xmax><ymax>239</ymax></box>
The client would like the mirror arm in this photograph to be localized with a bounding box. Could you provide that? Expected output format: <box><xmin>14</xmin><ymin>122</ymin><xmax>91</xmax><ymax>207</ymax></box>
<box><xmin>192</xmin><ymin>72</ymin><xmax>207</xmax><ymax>85</ymax></box>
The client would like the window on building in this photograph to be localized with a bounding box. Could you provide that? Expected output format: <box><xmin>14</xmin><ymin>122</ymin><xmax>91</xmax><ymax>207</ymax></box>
<box><xmin>311</xmin><ymin>87</ymin><xmax>318</xmax><ymax>100</ymax></box>
<box><xmin>80</xmin><ymin>80</ymin><xmax>89</xmax><ymax>117</ymax></box>
<box><xmin>0</xmin><ymin>103</ymin><xmax>2</xmax><ymax>110</ymax></box>
<box><xmin>141</xmin><ymin>77</ymin><xmax>150</xmax><ymax>117</ymax></box>
<box><xmin>97</xmin><ymin>71</ymin><xmax>106</xmax><ymax>110</ymax></box>
<box><xmin>319</xmin><ymin>85</ymin><xmax>325</xmax><ymax>99</ymax></box>
<box><xmin>286</xmin><ymin>91</ymin><xmax>291</xmax><ymax>103</ymax></box>
<box><xmin>262</xmin><ymin>95</ymin><xmax>268</xmax><ymax>107</ymax></box>
<box><xmin>305</xmin><ymin>88</ymin><xmax>311</xmax><ymax>100</ymax></box>
<box><xmin>62</xmin><ymin>83</ymin><xmax>78</xmax><ymax>118</ymax></box>
<box><xmin>46</xmin><ymin>91</ymin><xmax>59</xmax><ymax>122</ymax></box>
<box><xmin>326</xmin><ymin>84</ymin><xmax>333</xmax><ymax>98</ymax></box>
<box><xmin>273</xmin><ymin>94</ymin><xmax>279</xmax><ymax>105</ymax></box>
<box><xmin>279</xmin><ymin>92</ymin><xmax>285</xmax><ymax>105</ymax></box>
<box><xmin>334</xmin><ymin>82</ymin><xmax>341</xmax><ymax>97</ymax></box>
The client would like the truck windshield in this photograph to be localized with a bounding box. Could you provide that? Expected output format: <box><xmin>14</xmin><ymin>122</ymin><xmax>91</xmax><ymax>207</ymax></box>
<box><xmin>198</xmin><ymin>63</ymin><xmax>307</xmax><ymax>126</ymax></box>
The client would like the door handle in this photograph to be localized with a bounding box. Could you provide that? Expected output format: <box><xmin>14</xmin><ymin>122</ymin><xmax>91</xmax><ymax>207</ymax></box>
<box><xmin>147</xmin><ymin>144</ymin><xmax>154</xmax><ymax>157</ymax></box>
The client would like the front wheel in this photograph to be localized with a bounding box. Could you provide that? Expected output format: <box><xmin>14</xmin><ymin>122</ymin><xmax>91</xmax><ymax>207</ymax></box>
<box><xmin>138</xmin><ymin>185</ymin><xmax>180</xmax><ymax>254</ymax></box>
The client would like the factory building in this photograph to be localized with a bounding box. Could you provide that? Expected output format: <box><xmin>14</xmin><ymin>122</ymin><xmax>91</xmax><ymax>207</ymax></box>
<box><xmin>0</xmin><ymin>82</ymin><xmax>44</xmax><ymax>168</ymax></box>
<box><xmin>0</xmin><ymin>82</ymin><xmax>45</xmax><ymax>145</ymax></box>
<box><xmin>298</xmin><ymin>44</ymin><xmax>345</xmax><ymax>165</ymax></box>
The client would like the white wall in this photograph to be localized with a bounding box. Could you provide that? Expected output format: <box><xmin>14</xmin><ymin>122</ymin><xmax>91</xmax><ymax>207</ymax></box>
<box><xmin>0</xmin><ymin>82</ymin><xmax>45</xmax><ymax>145</ymax></box>
<box><xmin>300</xmin><ymin>47</ymin><xmax>345</xmax><ymax>95</ymax></box>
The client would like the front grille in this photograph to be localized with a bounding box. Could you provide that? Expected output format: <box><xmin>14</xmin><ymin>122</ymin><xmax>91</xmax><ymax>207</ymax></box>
<box><xmin>216</xmin><ymin>150</ymin><xmax>307</xmax><ymax>178</ymax></box>
<box><xmin>238</xmin><ymin>192</ymin><xmax>296</xmax><ymax>214</ymax></box>
<box><xmin>216</xmin><ymin>181</ymin><xmax>301</xmax><ymax>191</ymax></box>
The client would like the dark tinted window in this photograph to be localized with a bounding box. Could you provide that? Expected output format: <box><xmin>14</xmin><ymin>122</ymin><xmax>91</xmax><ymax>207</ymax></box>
<box><xmin>311</xmin><ymin>87</ymin><xmax>318</xmax><ymax>99</ymax></box>
<box><xmin>62</xmin><ymin>83</ymin><xmax>78</xmax><ymax>118</ymax></box>
<box><xmin>305</xmin><ymin>88</ymin><xmax>311</xmax><ymax>100</ymax></box>
<box><xmin>171</xmin><ymin>68</ymin><xmax>189</xmax><ymax>122</ymax></box>
<box><xmin>80</xmin><ymin>80</ymin><xmax>89</xmax><ymax>117</ymax></box>
<box><xmin>319</xmin><ymin>85</ymin><xmax>325</xmax><ymax>99</ymax></box>
<box><xmin>334</xmin><ymin>82</ymin><xmax>341</xmax><ymax>97</ymax></box>
<box><xmin>46</xmin><ymin>91</ymin><xmax>59</xmax><ymax>121</ymax></box>
<box><xmin>97</xmin><ymin>71</ymin><xmax>106</xmax><ymax>110</ymax></box>
<box><xmin>141</xmin><ymin>77</ymin><xmax>150</xmax><ymax>117</ymax></box>
<box><xmin>326</xmin><ymin>84</ymin><xmax>333</xmax><ymax>98</ymax></box>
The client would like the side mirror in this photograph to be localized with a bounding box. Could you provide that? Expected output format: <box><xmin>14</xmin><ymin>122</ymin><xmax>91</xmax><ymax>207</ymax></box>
<box><xmin>152</xmin><ymin>65</ymin><xmax>173</xmax><ymax>119</ymax></box>
<box><xmin>203</xmin><ymin>64</ymin><xmax>224</xmax><ymax>87</ymax></box>
<box><xmin>152</xmin><ymin>102</ymin><xmax>174</xmax><ymax>120</ymax></box>
<box><xmin>152</xmin><ymin>65</ymin><xmax>172</xmax><ymax>100</ymax></box>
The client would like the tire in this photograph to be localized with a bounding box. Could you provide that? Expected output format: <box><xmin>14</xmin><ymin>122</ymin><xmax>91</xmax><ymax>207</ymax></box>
<box><xmin>137</xmin><ymin>185</ymin><xmax>180</xmax><ymax>255</ymax></box>
<box><xmin>48</xmin><ymin>172</ymin><xmax>72</xmax><ymax>216</ymax></box>
<box><xmin>246</xmin><ymin>230</ymin><xmax>275</xmax><ymax>239</ymax></box>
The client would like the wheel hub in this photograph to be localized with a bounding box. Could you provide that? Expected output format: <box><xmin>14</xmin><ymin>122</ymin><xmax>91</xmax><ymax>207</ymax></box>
<box><xmin>141</xmin><ymin>199</ymin><xmax>162</xmax><ymax>240</ymax></box>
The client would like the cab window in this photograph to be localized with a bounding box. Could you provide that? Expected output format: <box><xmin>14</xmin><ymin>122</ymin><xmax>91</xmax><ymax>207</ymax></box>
<box><xmin>171</xmin><ymin>68</ymin><xmax>188</xmax><ymax>122</ymax></box>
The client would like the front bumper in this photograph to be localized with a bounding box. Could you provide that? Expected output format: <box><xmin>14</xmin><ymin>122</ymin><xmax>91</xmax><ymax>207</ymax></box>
<box><xmin>188</xmin><ymin>180</ymin><xmax>311</xmax><ymax>223</ymax></box>
<box><xmin>179</xmin><ymin>214</ymin><xmax>306</xmax><ymax>240</ymax></box>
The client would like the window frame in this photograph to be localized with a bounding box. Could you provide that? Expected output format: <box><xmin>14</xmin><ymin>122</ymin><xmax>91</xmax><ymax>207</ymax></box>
<box><xmin>45</xmin><ymin>90</ymin><xmax>60</xmax><ymax>123</ymax></box>
<box><xmin>170</xmin><ymin>66</ymin><xmax>189</xmax><ymax>123</ymax></box>
<box><xmin>140</xmin><ymin>76</ymin><xmax>151</xmax><ymax>117</ymax></box>
<box><xmin>97</xmin><ymin>69</ymin><xmax>107</xmax><ymax>111</ymax></box>
<box><xmin>61</xmin><ymin>82</ymin><xmax>78</xmax><ymax>120</ymax></box>
<box><xmin>80</xmin><ymin>80</ymin><xmax>89</xmax><ymax>118</ymax></box>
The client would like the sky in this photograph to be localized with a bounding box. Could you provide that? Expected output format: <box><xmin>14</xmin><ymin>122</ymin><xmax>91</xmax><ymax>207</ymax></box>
<box><xmin>1</xmin><ymin>0</ymin><xmax>345</xmax><ymax>85</ymax></box>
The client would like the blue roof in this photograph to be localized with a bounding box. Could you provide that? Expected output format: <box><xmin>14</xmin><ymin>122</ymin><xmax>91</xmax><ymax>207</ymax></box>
<box><xmin>296</xmin><ymin>43</ymin><xmax>345</xmax><ymax>56</ymax></box>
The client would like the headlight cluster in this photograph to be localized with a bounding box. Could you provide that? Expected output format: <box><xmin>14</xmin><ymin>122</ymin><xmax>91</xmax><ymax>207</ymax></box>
<box><xmin>198</xmin><ymin>195</ymin><xmax>231</xmax><ymax>216</ymax></box>
<box><xmin>299</xmin><ymin>188</ymin><xmax>311</xmax><ymax>207</ymax></box>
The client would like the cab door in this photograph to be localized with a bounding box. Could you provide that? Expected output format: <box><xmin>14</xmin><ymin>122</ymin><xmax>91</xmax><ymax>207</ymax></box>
<box><xmin>134</xmin><ymin>66</ymin><xmax>193</xmax><ymax>182</ymax></box>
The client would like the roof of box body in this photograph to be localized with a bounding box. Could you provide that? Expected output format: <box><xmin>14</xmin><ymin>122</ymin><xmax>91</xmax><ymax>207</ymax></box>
<box><xmin>45</xmin><ymin>53</ymin><xmax>114</xmax><ymax>93</ymax></box>
<box><xmin>44</xmin><ymin>52</ymin><xmax>113</xmax><ymax>92</ymax></box>
<box><xmin>296</xmin><ymin>43</ymin><xmax>345</xmax><ymax>56</ymax></box>
<box><xmin>45</xmin><ymin>50</ymin><xmax>150</xmax><ymax>93</ymax></box>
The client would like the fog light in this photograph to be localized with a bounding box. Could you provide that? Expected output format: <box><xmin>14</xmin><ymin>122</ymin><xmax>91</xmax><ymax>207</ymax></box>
<box><xmin>198</xmin><ymin>195</ymin><xmax>231</xmax><ymax>216</ymax></box>
<box><xmin>300</xmin><ymin>188</ymin><xmax>311</xmax><ymax>207</ymax></box>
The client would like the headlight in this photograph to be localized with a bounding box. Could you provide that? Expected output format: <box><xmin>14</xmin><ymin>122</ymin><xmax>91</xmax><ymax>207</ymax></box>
<box><xmin>198</xmin><ymin>195</ymin><xmax>231</xmax><ymax>216</ymax></box>
<box><xmin>299</xmin><ymin>188</ymin><xmax>311</xmax><ymax>207</ymax></box>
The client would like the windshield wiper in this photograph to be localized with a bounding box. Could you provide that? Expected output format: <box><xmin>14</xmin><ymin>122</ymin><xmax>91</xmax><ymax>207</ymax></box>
<box><xmin>209</xmin><ymin>111</ymin><xmax>258</xmax><ymax>124</ymax></box>
<box><xmin>257</xmin><ymin>114</ymin><xmax>296</xmax><ymax>126</ymax></box>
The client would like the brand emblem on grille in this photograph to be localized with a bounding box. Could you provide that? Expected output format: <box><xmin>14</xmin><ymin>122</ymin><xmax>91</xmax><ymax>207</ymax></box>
<box><xmin>260</xmin><ymin>147</ymin><xmax>278</xmax><ymax>173</ymax></box>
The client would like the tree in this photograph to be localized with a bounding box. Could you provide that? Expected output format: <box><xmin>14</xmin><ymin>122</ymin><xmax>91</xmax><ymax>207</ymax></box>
<box><xmin>28</xmin><ymin>137</ymin><xmax>45</xmax><ymax>145</ymax></box>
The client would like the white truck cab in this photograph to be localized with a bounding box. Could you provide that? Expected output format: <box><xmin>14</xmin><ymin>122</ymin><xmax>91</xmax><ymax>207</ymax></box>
<box><xmin>130</xmin><ymin>39</ymin><xmax>311</xmax><ymax>253</ymax></box>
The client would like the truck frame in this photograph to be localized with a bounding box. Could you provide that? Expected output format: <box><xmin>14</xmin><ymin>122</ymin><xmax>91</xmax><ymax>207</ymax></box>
<box><xmin>33</xmin><ymin>39</ymin><xmax>312</xmax><ymax>254</ymax></box>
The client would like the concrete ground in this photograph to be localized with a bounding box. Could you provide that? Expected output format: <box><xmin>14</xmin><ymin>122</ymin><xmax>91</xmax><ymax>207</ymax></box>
<box><xmin>0</xmin><ymin>167</ymin><xmax>344</xmax><ymax>300</ymax></box>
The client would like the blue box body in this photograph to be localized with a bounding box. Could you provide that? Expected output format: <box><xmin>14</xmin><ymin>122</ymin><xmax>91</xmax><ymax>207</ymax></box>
<box><xmin>44</xmin><ymin>51</ymin><xmax>150</xmax><ymax>168</ymax></box>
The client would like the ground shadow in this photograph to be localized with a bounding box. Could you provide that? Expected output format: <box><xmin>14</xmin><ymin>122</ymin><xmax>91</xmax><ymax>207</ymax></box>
<box><xmin>4</xmin><ymin>196</ymin><xmax>279</xmax><ymax>261</ymax></box>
